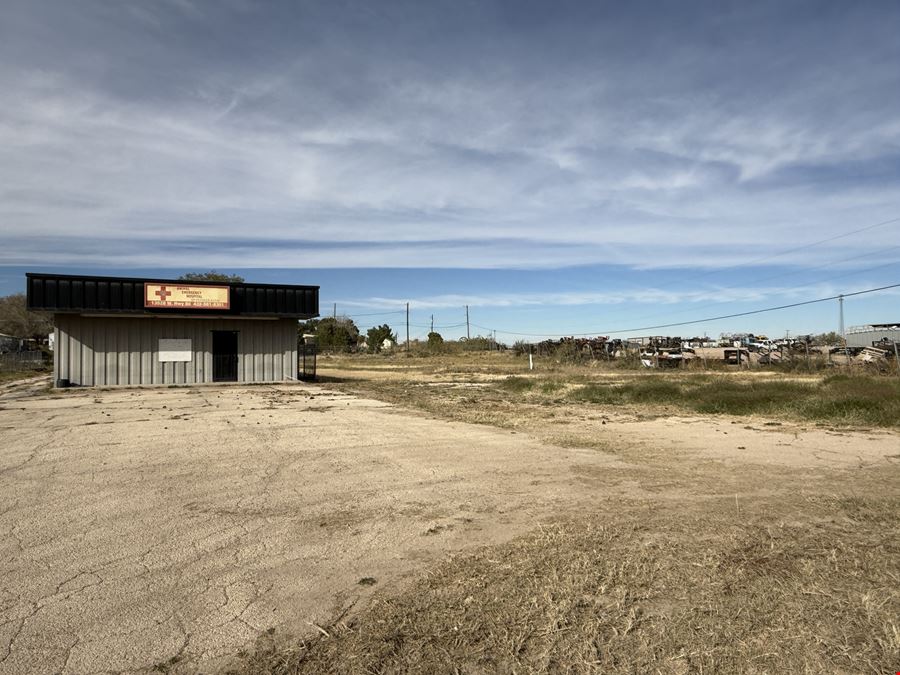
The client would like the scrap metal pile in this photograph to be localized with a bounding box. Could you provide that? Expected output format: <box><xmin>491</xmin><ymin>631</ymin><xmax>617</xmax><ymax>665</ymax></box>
<box><xmin>531</xmin><ymin>336</ymin><xmax>624</xmax><ymax>358</ymax></box>
<box><xmin>638</xmin><ymin>337</ymin><xmax>694</xmax><ymax>368</ymax></box>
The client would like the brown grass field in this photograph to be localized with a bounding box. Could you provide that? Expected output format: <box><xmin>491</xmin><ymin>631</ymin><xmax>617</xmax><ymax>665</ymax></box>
<box><xmin>227</xmin><ymin>352</ymin><xmax>900</xmax><ymax>675</ymax></box>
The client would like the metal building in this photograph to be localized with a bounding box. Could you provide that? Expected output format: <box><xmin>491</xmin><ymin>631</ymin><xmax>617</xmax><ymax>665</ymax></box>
<box><xmin>26</xmin><ymin>273</ymin><xmax>319</xmax><ymax>387</ymax></box>
<box><xmin>845</xmin><ymin>323</ymin><xmax>900</xmax><ymax>349</ymax></box>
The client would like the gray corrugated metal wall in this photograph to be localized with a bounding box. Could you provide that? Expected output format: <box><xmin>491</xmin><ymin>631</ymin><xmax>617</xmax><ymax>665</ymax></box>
<box><xmin>54</xmin><ymin>316</ymin><xmax>298</xmax><ymax>386</ymax></box>
<box><xmin>846</xmin><ymin>328</ymin><xmax>900</xmax><ymax>348</ymax></box>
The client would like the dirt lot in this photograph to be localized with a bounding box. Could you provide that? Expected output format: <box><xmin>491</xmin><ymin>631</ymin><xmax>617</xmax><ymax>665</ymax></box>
<box><xmin>1</xmin><ymin>360</ymin><xmax>898</xmax><ymax>674</ymax></box>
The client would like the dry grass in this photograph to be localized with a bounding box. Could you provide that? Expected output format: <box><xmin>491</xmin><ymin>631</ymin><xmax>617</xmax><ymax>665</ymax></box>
<box><xmin>222</xmin><ymin>354</ymin><xmax>900</xmax><ymax>674</ymax></box>
<box><xmin>321</xmin><ymin>354</ymin><xmax>900</xmax><ymax>429</ymax></box>
<box><xmin>229</xmin><ymin>492</ymin><xmax>900</xmax><ymax>674</ymax></box>
<box><xmin>0</xmin><ymin>367</ymin><xmax>50</xmax><ymax>384</ymax></box>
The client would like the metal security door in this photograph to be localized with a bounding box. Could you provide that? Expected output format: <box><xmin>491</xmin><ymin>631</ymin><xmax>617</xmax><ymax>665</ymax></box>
<box><xmin>212</xmin><ymin>331</ymin><xmax>239</xmax><ymax>382</ymax></box>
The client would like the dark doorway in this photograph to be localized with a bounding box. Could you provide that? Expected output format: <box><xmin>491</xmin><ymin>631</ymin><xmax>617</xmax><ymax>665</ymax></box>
<box><xmin>212</xmin><ymin>331</ymin><xmax>239</xmax><ymax>382</ymax></box>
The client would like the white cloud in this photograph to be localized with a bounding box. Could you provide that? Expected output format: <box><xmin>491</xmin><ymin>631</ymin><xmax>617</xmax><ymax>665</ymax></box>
<box><xmin>344</xmin><ymin>282</ymin><xmax>900</xmax><ymax>311</ymax></box>
<box><xmin>2</xmin><ymin>2</ymin><xmax>900</xmax><ymax>270</ymax></box>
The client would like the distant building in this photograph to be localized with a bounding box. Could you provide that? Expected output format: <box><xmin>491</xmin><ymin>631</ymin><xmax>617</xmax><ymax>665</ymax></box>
<box><xmin>845</xmin><ymin>323</ymin><xmax>900</xmax><ymax>349</ymax></box>
<box><xmin>0</xmin><ymin>333</ymin><xmax>23</xmax><ymax>353</ymax></box>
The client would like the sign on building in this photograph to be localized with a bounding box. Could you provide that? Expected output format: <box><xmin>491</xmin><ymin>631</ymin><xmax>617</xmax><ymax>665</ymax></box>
<box><xmin>158</xmin><ymin>339</ymin><xmax>193</xmax><ymax>362</ymax></box>
<box><xmin>144</xmin><ymin>283</ymin><xmax>230</xmax><ymax>310</ymax></box>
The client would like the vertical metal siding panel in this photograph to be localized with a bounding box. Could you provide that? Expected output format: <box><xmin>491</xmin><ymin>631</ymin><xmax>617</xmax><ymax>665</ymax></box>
<box><xmin>288</xmin><ymin>320</ymin><xmax>297</xmax><ymax>380</ymax></box>
<box><xmin>118</xmin><ymin>320</ymin><xmax>128</xmax><ymax>385</ymax></box>
<box><xmin>259</xmin><ymin>321</ymin><xmax>266</xmax><ymax>381</ymax></box>
<box><xmin>71</xmin><ymin>320</ymin><xmax>82</xmax><ymax>386</ymax></box>
<box><xmin>174</xmin><ymin>320</ymin><xmax>184</xmax><ymax>384</ymax></box>
<box><xmin>265</xmin><ymin>322</ymin><xmax>274</xmax><ymax>381</ymax></box>
<box><xmin>94</xmin><ymin>320</ymin><xmax>106</xmax><ymax>386</ymax></box>
<box><xmin>278</xmin><ymin>320</ymin><xmax>285</xmax><ymax>380</ymax></box>
<box><xmin>152</xmin><ymin>320</ymin><xmax>161</xmax><ymax>385</ymax></box>
<box><xmin>140</xmin><ymin>319</ymin><xmax>151</xmax><ymax>385</ymax></box>
<box><xmin>280</xmin><ymin>320</ymin><xmax>287</xmax><ymax>380</ymax></box>
<box><xmin>61</xmin><ymin>316</ymin><xmax>69</xmax><ymax>386</ymax></box>
<box><xmin>276</xmin><ymin>321</ymin><xmax>284</xmax><ymax>380</ymax></box>
<box><xmin>53</xmin><ymin>325</ymin><xmax>60</xmax><ymax>385</ymax></box>
<box><xmin>179</xmin><ymin>319</ymin><xmax>189</xmax><ymax>384</ymax></box>
<box><xmin>129</xmin><ymin>320</ymin><xmax>140</xmax><ymax>386</ymax></box>
<box><xmin>166</xmin><ymin>319</ymin><xmax>175</xmax><ymax>385</ymax></box>
<box><xmin>106</xmin><ymin>320</ymin><xmax>118</xmax><ymax>386</ymax></box>
<box><xmin>241</xmin><ymin>322</ymin><xmax>251</xmax><ymax>382</ymax></box>
<box><xmin>255</xmin><ymin>323</ymin><xmax>264</xmax><ymax>382</ymax></box>
<box><xmin>139</xmin><ymin>318</ymin><xmax>146</xmax><ymax>385</ymax></box>
<box><xmin>199</xmin><ymin>319</ymin><xmax>207</xmax><ymax>383</ymax></box>
<box><xmin>186</xmin><ymin>319</ymin><xmax>194</xmax><ymax>383</ymax></box>
<box><xmin>257</xmin><ymin>323</ymin><xmax>265</xmax><ymax>381</ymax></box>
<box><xmin>264</xmin><ymin>322</ymin><xmax>273</xmax><ymax>381</ymax></box>
<box><xmin>84</xmin><ymin>317</ymin><xmax>95</xmax><ymax>387</ymax></box>
<box><xmin>74</xmin><ymin>317</ymin><xmax>83</xmax><ymax>387</ymax></box>
<box><xmin>162</xmin><ymin>320</ymin><xmax>172</xmax><ymax>385</ymax></box>
<box><xmin>243</xmin><ymin>321</ymin><xmax>249</xmax><ymax>380</ymax></box>
<box><xmin>57</xmin><ymin>318</ymin><xmax>68</xmax><ymax>384</ymax></box>
<box><xmin>130</xmin><ymin>320</ymin><xmax>136</xmax><ymax>385</ymax></box>
<box><xmin>203</xmin><ymin>323</ymin><xmax>212</xmax><ymax>384</ymax></box>
<box><xmin>281</xmin><ymin>320</ymin><xmax>288</xmax><ymax>380</ymax></box>
<box><xmin>283</xmin><ymin>319</ymin><xmax>293</xmax><ymax>380</ymax></box>
<box><xmin>190</xmin><ymin>319</ymin><xmax>199</xmax><ymax>384</ymax></box>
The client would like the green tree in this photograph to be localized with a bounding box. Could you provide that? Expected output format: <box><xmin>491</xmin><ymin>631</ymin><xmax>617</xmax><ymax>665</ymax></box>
<box><xmin>306</xmin><ymin>317</ymin><xmax>360</xmax><ymax>352</ymax></box>
<box><xmin>178</xmin><ymin>271</ymin><xmax>245</xmax><ymax>283</ymax></box>
<box><xmin>427</xmin><ymin>331</ymin><xmax>444</xmax><ymax>351</ymax></box>
<box><xmin>367</xmin><ymin>324</ymin><xmax>397</xmax><ymax>353</ymax></box>
<box><xmin>0</xmin><ymin>293</ymin><xmax>54</xmax><ymax>340</ymax></box>
<box><xmin>811</xmin><ymin>331</ymin><xmax>842</xmax><ymax>346</ymax></box>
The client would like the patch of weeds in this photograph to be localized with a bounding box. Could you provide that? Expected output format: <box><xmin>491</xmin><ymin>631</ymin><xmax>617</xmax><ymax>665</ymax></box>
<box><xmin>835</xmin><ymin>495</ymin><xmax>900</xmax><ymax>524</ymax></box>
<box><xmin>567</xmin><ymin>374</ymin><xmax>900</xmax><ymax>428</ymax></box>
<box><xmin>228</xmin><ymin>496</ymin><xmax>900</xmax><ymax>675</ymax></box>
<box><xmin>497</xmin><ymin>376</ymin><xmax>535</xmax><ymax>394</ymax></box>
<box><xmin>540</xmin><ymin>380</ymin><xmax>565</xmax><ymax>394</ymax></box>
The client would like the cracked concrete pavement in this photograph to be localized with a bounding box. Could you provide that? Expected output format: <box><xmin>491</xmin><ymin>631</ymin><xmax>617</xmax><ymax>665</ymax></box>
<box><xmin>0</xmin><ymin>382</ymin><xmax>634</xmax><ymax>673</ymax></box>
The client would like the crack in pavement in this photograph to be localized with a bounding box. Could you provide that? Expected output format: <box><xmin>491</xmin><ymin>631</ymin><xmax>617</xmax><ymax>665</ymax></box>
<box><xmin>0</xmin><ymin>602</ymin><xmax>38</xmax><ymax>666</ymax></box>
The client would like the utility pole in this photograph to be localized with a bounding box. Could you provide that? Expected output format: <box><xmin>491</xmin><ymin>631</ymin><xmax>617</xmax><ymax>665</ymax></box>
<box><xmin>839</xmin><ymin>294</ymin><xmax>849</xmax><ymax>364</ymax></box>
<box><xmin>333</xmin><ymin>303</ymin><xmax>336</xmax><ymax>320</ymax></box>
<box><xmin>838</xmin><ymin>295</ymin><xmax>845</xmax><ymax>340</ymax></box>
<box><xmin>406</xmin><ymin>302</ymin><xmax>410</xmax><ymax>352</ymax></box>
<box><xmin>430</xmin><ymin>314</ymin><xmax>434</xmax><ymax>333</ymax></box>
<box><xmin>465</xmin><ymin>305</ymin><xmax>470</xmax><ymax>340</ymax></box>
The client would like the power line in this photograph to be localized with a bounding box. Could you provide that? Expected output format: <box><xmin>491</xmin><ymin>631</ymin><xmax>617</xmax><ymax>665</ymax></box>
<box><xmin>667</xmin><ymin>215</ymin><xmax>900</xmax><ymax>286</ymax></box>
<box><xmin>472</xmin><ymin>282</ymin><xmax>900</xmax><ymax>338</ymax></box>
<box><xmin>339</xmin><ymin>309</ymin><xmax>406</xmax><ymax>318</ymax></box>
<box><xmin>618</xmin><ymin>250</ymin><xmax>900</xmax><ymax>328</ymax></box>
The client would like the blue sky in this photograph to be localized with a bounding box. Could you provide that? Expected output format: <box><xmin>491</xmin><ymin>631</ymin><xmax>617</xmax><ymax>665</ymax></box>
<box><xmin>2</xmin><ymin>0</ymin><xmax>899</xmax><ymax>340</ymax></box>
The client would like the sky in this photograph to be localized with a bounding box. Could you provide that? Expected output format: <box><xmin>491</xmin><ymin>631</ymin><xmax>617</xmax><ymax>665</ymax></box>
<box><xmin>2</xmin><ymin>0</ymin><xmax>899</xmax><ymax>340</ymax></box>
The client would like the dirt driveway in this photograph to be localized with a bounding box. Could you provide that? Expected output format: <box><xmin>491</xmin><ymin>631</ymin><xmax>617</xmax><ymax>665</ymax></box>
<box><xmin>1</xmin><ymin>379</ymin><xmax>897</xmax><ymax>674</ymax></box>
<box><xmin>0</xmin><ymin>382</ymin><xmax>637</xmax><ymax>674</ymax></box>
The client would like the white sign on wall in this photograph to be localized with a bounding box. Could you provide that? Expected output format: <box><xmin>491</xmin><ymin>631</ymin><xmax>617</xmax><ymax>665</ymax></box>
<box><xmin>158</xmin><ymin>339</ymin><xmax>193</xmax><ymax>362</ymax></box>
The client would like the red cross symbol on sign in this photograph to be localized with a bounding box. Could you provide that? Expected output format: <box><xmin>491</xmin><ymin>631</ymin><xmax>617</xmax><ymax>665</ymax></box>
<box><xmin>155</xmin><ymin>286</ymin><xmax>172</xmax><ymax>302</ymax></box>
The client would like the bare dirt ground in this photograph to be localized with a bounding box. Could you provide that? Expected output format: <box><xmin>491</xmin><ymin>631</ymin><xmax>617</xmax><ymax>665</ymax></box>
<box><xmin>2</xmin><ymin>379</ymin><xmax>636</xmax><ymax>674</ymax></box>
<box><xmin>1</xmin><ymin>361</ymin><xmax>898</xmax><ymax>674</ymax></box>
